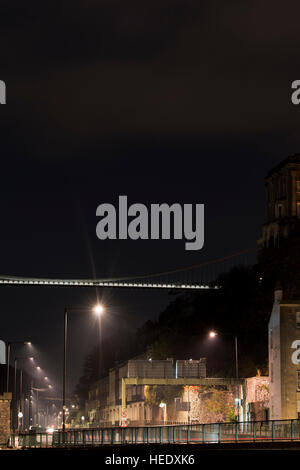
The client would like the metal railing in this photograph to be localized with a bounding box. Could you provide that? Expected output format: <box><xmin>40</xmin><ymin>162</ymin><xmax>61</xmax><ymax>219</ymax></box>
<box><xmin>11</xmin><ymin>432</ymin><xmax>53</xmax><ymax>448</ymax></box>
<box><xmin>15</xmin><ymin>419</ymin><xmax>300</xmax><ymax>448</ymax></box>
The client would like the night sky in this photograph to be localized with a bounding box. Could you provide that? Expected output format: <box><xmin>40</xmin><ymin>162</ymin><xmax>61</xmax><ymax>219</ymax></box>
<box><xmin>1</xmin><ymin>1</ymin><xmax>300</xmax><ymax>392</ymax></box>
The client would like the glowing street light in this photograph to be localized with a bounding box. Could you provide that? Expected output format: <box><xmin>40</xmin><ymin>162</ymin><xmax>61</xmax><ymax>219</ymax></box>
<box><xmin>209</xmin><ymin>331</ymin><xmax>217</xmax><ymax>338</ymax></box>
<box><xmin>93</xmin><ymin>304</ymin><xmax>104</xmax><ymax>316</ymax></box>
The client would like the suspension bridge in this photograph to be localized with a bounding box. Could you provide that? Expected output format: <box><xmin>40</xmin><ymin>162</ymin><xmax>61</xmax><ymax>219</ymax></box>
<box><xmin>0</xmin><ymin>248</ymin><xmax>255</xmax><ymax>290</ymax></box>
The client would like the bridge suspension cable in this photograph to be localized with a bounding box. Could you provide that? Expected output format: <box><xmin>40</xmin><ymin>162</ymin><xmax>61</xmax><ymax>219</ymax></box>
<box><xmin>0</xmin><ymin>248</ymin><xmax>255</xmax><ymax>290</ymax></box>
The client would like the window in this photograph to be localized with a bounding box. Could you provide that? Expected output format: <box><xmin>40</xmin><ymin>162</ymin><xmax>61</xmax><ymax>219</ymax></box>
<box><xmin>297</xmin><ymin>371</ymin><xmax>300</xmax><ymax>391</ymax></box>
<box><xmin>276</xmin><ymin>204</ymin><xmax>283</xmax><ymax>218</ymax></box>
<box><xmin>271</xmin><ymin>365</ymin><xmax>273</xmax><ymax>383</ymax></box>
<box><xmin>297</xmin><ymin>312</ymin><xmax>300</xmax><ymax>328</ymax></box>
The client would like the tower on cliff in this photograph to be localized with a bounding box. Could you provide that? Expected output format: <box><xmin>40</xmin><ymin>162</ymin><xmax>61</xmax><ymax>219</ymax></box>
<box><xmin>258</xmin><ymin>154</ymin><xmax>300</xmax><ymax>299</ymax></box>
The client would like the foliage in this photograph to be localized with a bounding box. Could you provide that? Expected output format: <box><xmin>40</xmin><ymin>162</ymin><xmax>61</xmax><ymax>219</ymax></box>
<box><xmin>144</xmin><ymin>385</ymin><xmax>184</xmax><ymax>406</ymax></box>
<box><xmin>203</xmin><ymin>390</ymin><xmax>235</xmax><ymax>422</ymax></box>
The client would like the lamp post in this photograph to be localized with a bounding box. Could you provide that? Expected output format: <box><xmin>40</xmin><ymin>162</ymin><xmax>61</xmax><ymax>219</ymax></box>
<box><xmin>62</xmin><ymin>304</ymin><xmax>104</xmax><ymax>434</ymax></box>
<box><xmin>62</xmin><ymin>307</ymin><xmax>67</xmax><ymax>434</ymax></box>
<box><xmin>94</xmin><ymin>304</ymin><xmax>104</xmax><ymax>377</ymax></box>
<box><xmin>29</xmin><ymin>382</ymin><xmax>33</xmax><ymax>429</ymax></box>
<box><xmin>30</xmin><ymin>384</ymin><xmax>53</xmax><ymax>428</ymax></box>
<box><xmin>36</xmin><ymin>389</ymin><xmax>39</xmax><ymax>426</ymax></box>
<box><xmin>12</xmin><ymin>355</ymin><xmax>34</xmax><ymax>433</ymax></box>
<box><xmin>159</xmin><ymin>402</ymin><xmax>167</xmax><ymax>424</ymax></box>
<box><xmin>6</xmin><ymin>341</ymin><xmax>31</xmax><ymax>393</ymax></box>
<box><xmin>209</xmin><ymin>331</ymin><xmax>240</xmax><ymax>421</ymax></box>
<box><xmin>19</xmin><ymin>369</ymin><xmax>23</xmax><ymax>431</ymax></box>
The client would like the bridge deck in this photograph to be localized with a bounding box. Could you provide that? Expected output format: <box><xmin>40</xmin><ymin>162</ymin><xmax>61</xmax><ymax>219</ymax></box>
<box><xmin>0</xmin><ymin>275</ymin><xmax>219</xmax><ymax>290</ymax></box>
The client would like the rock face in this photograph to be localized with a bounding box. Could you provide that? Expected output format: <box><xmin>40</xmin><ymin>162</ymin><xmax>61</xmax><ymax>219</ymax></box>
<box><xmin>0</xmin><ymin>393</ymin><xmax>12</xmax><ymax>446</ymax></box>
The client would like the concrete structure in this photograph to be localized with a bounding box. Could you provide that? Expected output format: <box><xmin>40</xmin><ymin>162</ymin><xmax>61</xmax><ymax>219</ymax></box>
<box><xmin>127</xmin><ymin>359</ymin><xmax>174</xmax><ymax>378</ymax></box>
<box><xmin>269</xmin><ymin>289</ymin><xmax>300</xmax><ymax>419</ymax></box>
<box><xmin>176</xmin><ymin>359</ymin><xmax>206</xmax><ymax>378</ymax></box>
<box><xmin>0</xmin><ymin>393</ymin><xmax>11</xmax><ymax>446</ymax></box>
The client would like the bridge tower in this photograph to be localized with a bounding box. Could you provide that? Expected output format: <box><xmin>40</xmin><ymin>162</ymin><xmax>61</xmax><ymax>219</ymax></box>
<box><xmin>262</xmin><ymin>155</ymin><xmax>300</xmax><ymax>419</ymax></box>
<box><xmin>259</xmin><ymin>153</ymin><xmax>300</xmax><ymax>249</ymax></box>
<box><xmin>258</xmin><ymin>154</ymin><xmax>300</xmax><ymax>299</ymax></box>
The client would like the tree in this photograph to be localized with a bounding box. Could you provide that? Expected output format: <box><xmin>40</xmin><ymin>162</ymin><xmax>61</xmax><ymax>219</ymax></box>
<box><xmin>144</xmin><ymin>385</ymin><xmax>184</xmax><ymax>406</ymax></box>
<box><xmin>203</xmin><ymin>389</ymin><xmax>235</xmax><ymax>422</ymax></box>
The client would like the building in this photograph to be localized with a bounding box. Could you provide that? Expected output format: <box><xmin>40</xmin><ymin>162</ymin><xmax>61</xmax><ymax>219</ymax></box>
<box><xmin>86</xmin><ymin>358</ymin><xmax>207</xmax><ymax>427</ymax></box>
<box><xmin>257</xmin><ymin>155</ymin><xmax>300</xmax><ymax>300</ymax></box>
<box><xmin>260</xmin><ymin>154</ymin><xmax>300</xmax><ymax>249</ymax></box>
<box><xmin>269</xmin><ymin>289</ymin><xmax>300</xmax><ymax>419</ymax></box>
<box><xmin>0</xmin><ymin>393</ymin><xmax>12</xmax><ymax>446</ymax></box>
<box><xmin>256</xmin><ymin>155</ymin><xmax>300</xmax><ymax>419</ymax></box>
<box><xmin>245</xmin><ymin>376</ymin><xmax>269</xmax><ymax>421</ymax></box>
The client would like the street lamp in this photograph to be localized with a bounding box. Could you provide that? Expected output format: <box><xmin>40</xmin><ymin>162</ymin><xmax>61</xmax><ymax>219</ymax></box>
<box><xmin>62</xmin><ymin>304</ymin><xmax>105</xmax><ymax>434</ymax></box>
<box><xmin>159</xmin><ymin>402</ymin><xmax>167</xmax><ymax>424</ymax></box>
<box><xmin>93</xmin><ymin>304</ymin><xmax>104</xmax><ymax>379</ymax></box>
<box><xmin>6</xmin><ymin>341</ymin><xmax>32</xmax><ymax>392</ymax></box>
<box><xmin>93</xmin><ymin>304</ymin><xmax>104</xmax><ymax>316</ymax></box>
<box><xmin>18</xmin><ymin>411</ymin><xmax>23</xmax><ymax>432</ymax></box>
<box><xmin>13</xmin><ymin>356</ymin><xmax>35</xmax><ymax>433</ymax></box>
<box><xmin>208</xmin><ymin>330</ymin><xmax>240</xmax><ymax>421</ymax></box>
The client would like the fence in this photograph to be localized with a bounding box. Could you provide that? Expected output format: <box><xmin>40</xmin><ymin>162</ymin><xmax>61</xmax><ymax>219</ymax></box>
<box><xmin>11</xmin><ymin>432</ymin><xmax>53</xmax><ymax>448</ymax></box>
<box><xmin>15</xmin><ymin>419</ymin><xmax>300</xmax><ymax>448</ymax></box>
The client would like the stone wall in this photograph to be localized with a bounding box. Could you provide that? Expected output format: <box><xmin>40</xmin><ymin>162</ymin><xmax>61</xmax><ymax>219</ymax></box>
<box><xmin>0</xmin><ymin>393</ymin><xmax>11</xmax><ymax>446</ymax></box>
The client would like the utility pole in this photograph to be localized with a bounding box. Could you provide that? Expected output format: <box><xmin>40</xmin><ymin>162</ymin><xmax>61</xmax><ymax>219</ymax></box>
<box><xmin>19</xmin><ymin>369</ymin><xmax>23</xmax><ymax>432</ymax></box>
<box><xmin>29</xmin><ymin>381</ymin><xmax>33</xmax><ymax>429</ymax></box>
<box><xmin>235</xmin><ymin>336</ymin><xmax>239</xmax><ymax>422</ymax></box>
<box><xmin>62</xmin><ymin>308</ymin><xmax>68</xmax><ymax>435</ymax></box>
<box><xmin>6</xmin><ymin>343</ymin><xmax>11</xmax><ymax>393</ymax></box>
